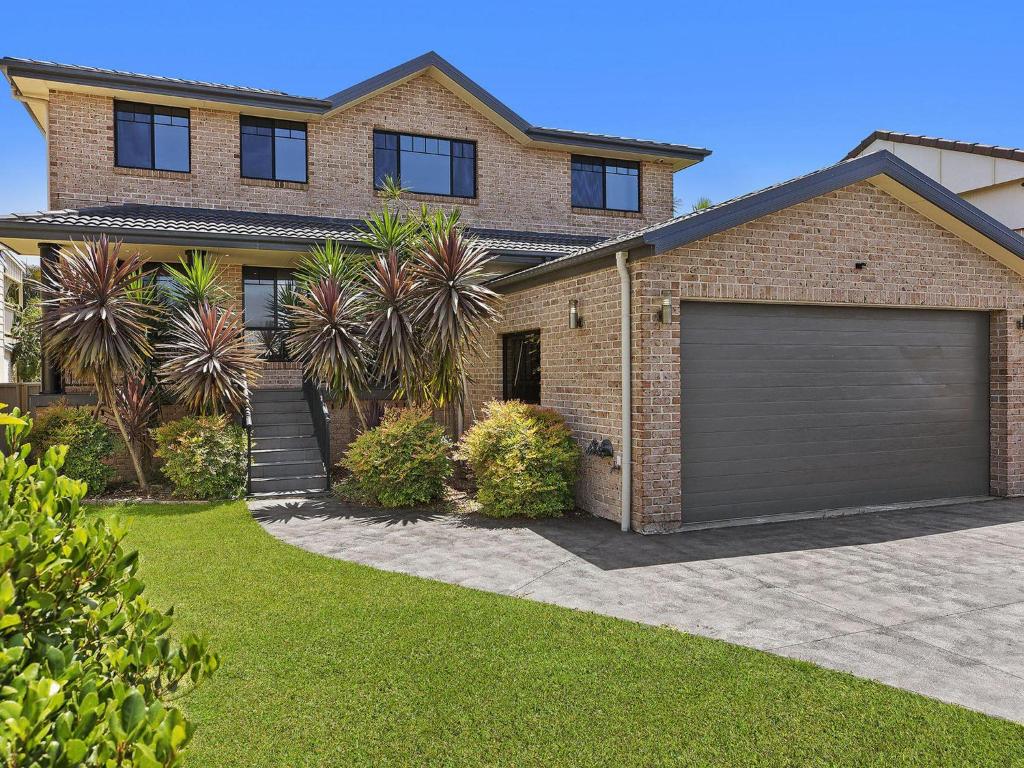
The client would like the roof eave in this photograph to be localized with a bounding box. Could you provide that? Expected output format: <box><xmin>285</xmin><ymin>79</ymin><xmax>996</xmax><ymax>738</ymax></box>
<box><xmin>1</xmin><ymin>58</ymin><xmax>331</xmax><ymax>114</ymax></box>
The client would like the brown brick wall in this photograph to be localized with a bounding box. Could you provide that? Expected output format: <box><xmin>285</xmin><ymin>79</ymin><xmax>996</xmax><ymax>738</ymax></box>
<box><xmin>467</xmin><ymin>267</ymin><xmax>625</xmax><ymax>521</ymax></box>
<box><xmin>47</xmin><ymin>76</ymin><xmax>674</xmax><ymax>237</ymax></box>
<box><xmin>489</xmin><ymin>181</ymin><xmax>1024</xmax><ymax>532</ymax></box>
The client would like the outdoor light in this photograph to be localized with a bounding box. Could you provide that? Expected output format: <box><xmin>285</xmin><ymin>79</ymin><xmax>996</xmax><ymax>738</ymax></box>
<box><xmin>658</xmin><ymin>296</ymin><xmax>673</xmax><ymax>324</ymax></box>
<box><xmin>569</xmin><ymin>299</ymin><xmax>583</xmax><ymax>329</ymax></box>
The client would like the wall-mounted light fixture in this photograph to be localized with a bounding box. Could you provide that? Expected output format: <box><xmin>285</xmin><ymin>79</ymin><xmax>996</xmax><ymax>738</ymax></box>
<box><xmin>569</xmin><ymin>299</ymin><xmax>583</xmax><ymax>329</ymax></box>
<box><xmin>657</xmin><ymin>295</ymin><xmax>673</xmax><ymax>324</ymax></box>
<box><xmin>854</xmin><ymin>261</ymin><xmax>867</xmax><ymax>270</ymax></box>
<box><xmin>1017</xmin><ymin>316</ymin><xmax>1024</xmax><ymax>330</ymax></box>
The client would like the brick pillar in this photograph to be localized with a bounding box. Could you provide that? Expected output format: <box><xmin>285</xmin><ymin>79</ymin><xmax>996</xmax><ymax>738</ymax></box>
<box><xmin>990</xmin><ymin>310</ymin><xmax>1024</xmax><ymax>497</ymax></box>
<box><xmin>38</xmin><ymin>242</ymin><xmax>63</xmax><ymax>395</ymax></box>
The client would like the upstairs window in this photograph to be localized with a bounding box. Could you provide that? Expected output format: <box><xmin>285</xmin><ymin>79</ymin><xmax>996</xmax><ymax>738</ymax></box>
<box><xmin>240</xmin><ymin>117</ymin><xmax>307</xmax><ymax>183</ymax></box>
<box><xmin>571</xmin><ymin>156</ymin><xmax>640</xmax><ymax>212</ymax></box>
<box><xmin>115</xmin><ymin>101</ymin><xmax>190</xmax><ymax>172</ymax></box>
<box><xmin>373</xmin><ymin>130</ymin><xmax>476</xmax><ymax>197</ymax></box>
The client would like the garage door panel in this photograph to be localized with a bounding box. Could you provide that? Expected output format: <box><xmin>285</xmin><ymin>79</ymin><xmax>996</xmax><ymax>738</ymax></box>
<box><xmin>680</xmin><ymin>303</ymin><xmax>989</xmax><ymax>524</ymax></box>
<box><xmin>681</xmin><ymin>392</ymin><xmax>984</xmax><ymax>415</ymax></box>
<box><xmin>687</xmin><ymin>431</ymin><xmax>989</xmax><ymax>464</ymax></box>
<box><xmin>684</xmin><ymin>458</ymin><xmax>988</xmax><ymax>500</ymax></box>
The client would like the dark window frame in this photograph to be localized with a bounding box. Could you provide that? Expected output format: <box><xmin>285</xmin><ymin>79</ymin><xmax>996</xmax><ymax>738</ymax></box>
<box><xmin>373</xmin><ymin>129</ymin><xmax>477</xmax><ymax>199</ymax></box>
<box><xmin>502</xmin><ymin>330</ymin><xmax>541</xmax><ymax>405</ymax></box>
<box><xmin>242</xmin><ymin>266</ymin><xmax>295</xmax><ymax>330</ymax></box>
<box><xmin>114</xmin><ymin>100</ymin><xmax>191</xmax><ymax>173</ymax></box>
<box><xmin>571</xmin><ymin>154</ymin><xmax>641</xmax><ymax>212</ymax></box>
<box><xmin>239</xmin><ymin>116</ymin><xmax>309</xmax><ymax>183</ymax></box>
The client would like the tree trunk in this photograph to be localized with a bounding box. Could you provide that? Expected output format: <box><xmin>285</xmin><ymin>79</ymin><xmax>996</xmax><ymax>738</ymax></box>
<box><xmin>102</xmin><ymin>380</ymin><xmax>149</xmax><ymax>492</ymax></box>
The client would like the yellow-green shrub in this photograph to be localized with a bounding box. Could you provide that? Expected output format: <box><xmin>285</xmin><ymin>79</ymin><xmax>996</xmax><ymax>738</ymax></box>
<box><xmin>340</xmin><ymin>407</ymin><xmax>453</xmax><ymax>507</ymax></box>
<box><xmin>459</xmin><ymin>400</ymin><xmax>580</xmax><ymax>518</ymax></box>
<box><xmin>153</xmin><ymin>415</ymin><xmax>247</xmax><ymax>499</ymax></box>
<box><xmin>30</xmin><ymin>401</ymin><xmax>115</xmax><ymax>495</ymax></box>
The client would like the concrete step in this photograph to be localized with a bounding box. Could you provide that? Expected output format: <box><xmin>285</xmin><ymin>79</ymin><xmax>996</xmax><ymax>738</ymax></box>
<box><xmin>252</xmin><ymin>422</ymin><xmax>315</xmax><ymax>439</ymax></box>
<box><xmin>253</xmin><ymin>411</ymin><xmax>315</xmax><ymax>427</ymax></box>
<box><xmin>251</xmin><ymin>399</ymin><xmax>308</xmax><ymax>415</ymax></box>
<box><xmin>252</xmin><ymin>388</ymin><xmax>304</xmax><ymax>403</ymax></box>
<box><xmin>252</xmin><ymin>435</ymin><xmax>319</xmax><ymax>451</ymax></box>
<box><xmin>250</xmin><ymin>474</ymin><xmax>328</xmax><ymax>494</ymax></box>
<box><xmin>251</xmin><ymin>446</ymin><xmax>323</xmax><ymax>463</ymax></box>
<box><xmin>251</xmin><ymin>459</ymin><xmax>325</xmax><ymax>479</ymax></box>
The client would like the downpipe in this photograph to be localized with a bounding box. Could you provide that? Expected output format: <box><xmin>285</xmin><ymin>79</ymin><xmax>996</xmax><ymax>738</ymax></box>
<box><xmin>615</xmin><ymin>250</ymin><xmax>632</xmax><ymax>533</ymax></box>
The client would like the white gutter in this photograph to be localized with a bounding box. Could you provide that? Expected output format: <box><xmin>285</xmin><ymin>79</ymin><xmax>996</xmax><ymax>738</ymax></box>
<box><xmin>615</xmin><ymin>250</ymin><xmax>632</xmax><ymax>532</ymax></box>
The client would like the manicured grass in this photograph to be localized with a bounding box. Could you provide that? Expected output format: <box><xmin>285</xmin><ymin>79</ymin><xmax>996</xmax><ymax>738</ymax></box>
<box><xmin>101</xmin><ymin>501</ymin><xmax>1024</xmax><ymax>767</ymax></box>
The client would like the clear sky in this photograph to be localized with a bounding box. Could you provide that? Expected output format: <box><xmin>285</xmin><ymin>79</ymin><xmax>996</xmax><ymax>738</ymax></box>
<box><xmin>2</xmin><ymin>0</ymin><xmax>1023</xmax><ymax>219</ymax></box>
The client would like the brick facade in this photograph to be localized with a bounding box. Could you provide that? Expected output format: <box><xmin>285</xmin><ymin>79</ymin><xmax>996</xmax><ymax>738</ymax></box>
<box><xmin>46</xmin><ymin>75</ymin><xmax>674</xmax><ymax>238</ymax></box>
<box><xmin>484</xmin><ymin>181</ymin><xmax>1024</xmax><ymax>532</ymax></box>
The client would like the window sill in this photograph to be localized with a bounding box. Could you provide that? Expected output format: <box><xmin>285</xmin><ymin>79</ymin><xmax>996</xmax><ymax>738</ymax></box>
<box><xmin>113</xmin><ymin>166</ymin><xmax>191</xmax><ymax>181</ymax></box>
<box><xmin>241</xmin><ymin>177</ymin><xmax>309</xmax><ymax>191</ymax></box>
<box><xmin>571</xmin><ymin>207</ymin><xmax>644</xmax><ymax>219</ymax></box>
<box><xmin>375</xmin><ymin>189</ymin><xmax>479</xmax><ymax>206</ymax></box>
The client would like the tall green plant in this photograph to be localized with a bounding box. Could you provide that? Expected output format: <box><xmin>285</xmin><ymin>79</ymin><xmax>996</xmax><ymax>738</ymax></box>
<box><xmin>10</xmin><ymin>296</ymin><xmax>41</xmax><ymax>382</ymax></box>
<box><xmin>162</xmin><ymin>251</ymin><xmax>230</xmax><ymax>308</ymax></box>
<box><xmin>413</xmin><ymin>211</ymin><xmax>500</xmax><ymax>431</ymax></box>
<box><xmin>40</xmin><ymin>236</ymin><xmax>158</xmax><ymax>490</ymax></box>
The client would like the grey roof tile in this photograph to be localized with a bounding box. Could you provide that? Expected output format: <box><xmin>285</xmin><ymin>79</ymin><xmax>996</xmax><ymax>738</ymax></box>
<box><xmin>0</xmin><ymin>204</ymin><xmax>601</xmax><ymax>258</ymax></box>
<box><xmin>845</xmin><ymin>130</ymin><xmax>1024</xmax><ymax>163</ymax></box>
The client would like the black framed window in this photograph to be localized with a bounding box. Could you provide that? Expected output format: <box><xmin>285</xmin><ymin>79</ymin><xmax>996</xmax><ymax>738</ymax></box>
<box><xmin>571</xmin><ymin>155</ymin><xmax>640</xmax><ymax>212</ymax></box>
<box><xmin>115</xmin><ymin>101</ymin><xmax>190</xmax><ymax>172</ymax></box>
<box><xmin>502</xmin><ymin>331</ymin><xmax>541</xmax><ymax>404</ymax></box>
<box><xmin>240</xmin><ymin>117</ymin><xmax>307</xmax><ymax>182</ymax></box>
<box><xmin>373</xmin><ymin>130</ymin><xmax>476</xmax><ymax>197</ymax></box>
<box><xmin>243</xmin><ymin>267</ymin><xmax>295</xmax><ymax>329</ymax></box>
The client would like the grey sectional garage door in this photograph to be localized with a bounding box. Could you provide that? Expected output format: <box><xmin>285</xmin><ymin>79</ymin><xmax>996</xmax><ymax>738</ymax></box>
<box><xmin>680</xmin><ymin>302</ymin><xmax>990</xmax><ymax>524</ymax></box>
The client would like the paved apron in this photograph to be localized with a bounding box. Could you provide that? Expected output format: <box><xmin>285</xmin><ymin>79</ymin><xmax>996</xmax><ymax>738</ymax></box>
<box><xmin>250</xmin><ymin>496</ymin><xmax>1024</xmax><ymax>723</ymax></box>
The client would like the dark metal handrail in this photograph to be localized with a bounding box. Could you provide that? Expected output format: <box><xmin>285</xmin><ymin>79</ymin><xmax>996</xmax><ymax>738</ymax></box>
<box><xmin>302</xmin><ymin>379</ymin><xmax>331</xmax><ymax>491</ymax></box>
<box><xmin>243</xmin><ymin>381</ymin><xmax>253</xmax><ymax>495</ymax></box>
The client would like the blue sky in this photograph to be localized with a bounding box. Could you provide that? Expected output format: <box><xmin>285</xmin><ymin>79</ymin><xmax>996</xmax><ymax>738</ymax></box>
<box><xmin>2</xmin><ymin>0</ymin><xmax>1023</xmax><ymax>218</ymax></box>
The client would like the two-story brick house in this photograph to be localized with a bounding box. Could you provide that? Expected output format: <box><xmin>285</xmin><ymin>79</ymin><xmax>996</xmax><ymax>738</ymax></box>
<box><xmin>6</xmin><ymin>52</ymin><xmax>1024</xmax><ymax>532</ymax></box>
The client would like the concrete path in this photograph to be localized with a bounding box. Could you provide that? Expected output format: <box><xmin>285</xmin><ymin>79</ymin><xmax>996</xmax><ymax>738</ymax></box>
<box><xmin>250</xmin><ymin>496</ymin><xmax>1024</xmax><ymax>722</ymax></box>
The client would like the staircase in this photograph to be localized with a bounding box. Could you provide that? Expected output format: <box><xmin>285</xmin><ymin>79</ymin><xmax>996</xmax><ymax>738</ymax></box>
<box><xmin>249</xmin><ymin>388</ymin><xmax>328</xmax><ymax>495</ymax></box>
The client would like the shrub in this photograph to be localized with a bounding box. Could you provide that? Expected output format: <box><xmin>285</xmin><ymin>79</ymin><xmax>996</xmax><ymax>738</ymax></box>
<box><xmin>153</xmin><ymin>415</ymin><xmax>247</xmax><ymax>499</ymax></box>
<box><xmin>459</xmin><ymin>400</ymin><xmax>581</xmax><ymax>518</ymax></box>
<box><xmin>340</xmin><ymin>407</ymin><xmax>453</xmax><ymax>507</ymax></box>
<box><xmin>31</xmin><ymin>401</ymin><xmax>115</xmax><ymax>495</ymax></box>
<box><xmin>0</xmin><ymin>407</ymin><xmax>219</xmax><ymax>765</ymax></box>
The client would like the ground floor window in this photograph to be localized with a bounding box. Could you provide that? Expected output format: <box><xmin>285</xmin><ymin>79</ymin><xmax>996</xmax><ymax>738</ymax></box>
<box><xmin>243</xmin><ymin>267</ymin><xmax>295</xmax><ymax>361</ymax></box>
<box><xmin>502</xmin><ymin>331</ymin><xmax>541</xmax><ymax>404</ymax></box>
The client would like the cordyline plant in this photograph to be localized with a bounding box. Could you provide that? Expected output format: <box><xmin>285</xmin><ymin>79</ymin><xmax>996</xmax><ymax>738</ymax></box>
<box><xmin>115</xmin><ymin>376</ymin><xmax>160</xmax><ymax>474</ymax></box>
<box><xmin>157</xmin><ymin>303</ymin><xmax>259</xmax><ymax>415</ymax></box>
<box><xmin>40</xmin><ymin>236</ymin><xmax>158</xmax><ymax>490</ymax></box>
<box><xmin>286</xmin><ymin>199</ymin><xmax>501</xmax><ymax>435</ymax></box>
<box><xmin>287</xmin><ymin>278</ymin><xmax>367</xmax><ymax>420</ymax></box>
<box><xmin>161</xmin><ymin>250</ymin><xmax>230</xmax><ymax>307</ymax></box>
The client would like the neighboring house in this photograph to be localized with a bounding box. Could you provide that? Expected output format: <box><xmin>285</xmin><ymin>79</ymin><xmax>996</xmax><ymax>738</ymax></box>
<box><xmin>847</xmin><ymin>130</ymin><xmax>1024</xmax><ymax>232</ymax></box>
<box><xmin>4</xmin><ymin>55</ymin><xmax>1024</xmax><ymax>531</ymax></box>
<box><xmin>0</xmin><ymin>248</ymin><xmax>25</xmax><ymax>383</ymax></box>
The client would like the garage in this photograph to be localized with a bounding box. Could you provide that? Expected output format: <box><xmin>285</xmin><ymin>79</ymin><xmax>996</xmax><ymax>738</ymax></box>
<box><xmin>680</xmin><ymin>302</ymin><xmax>990</xmax><ymax>524</ymax></box>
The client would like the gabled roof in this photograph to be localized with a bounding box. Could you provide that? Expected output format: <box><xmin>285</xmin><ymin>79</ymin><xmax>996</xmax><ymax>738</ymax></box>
<box><xmin>845</xmin><ymin>130</ymin><xmax>1024</xmax><ymax>163</ymax></box>
<box><xmin>491</xmin><ymin>150</ymin><xmax>1024</xmax><ymax>291</ymax></box>
<box><xmin>0</xmin><ymin>204</ymin><xmax>601</xmax><ymax>262</ymax></box>
<box><xmin>1</xmin><ymin>52</ymin><xmax>710</xmax><ymax>168</ymax></box>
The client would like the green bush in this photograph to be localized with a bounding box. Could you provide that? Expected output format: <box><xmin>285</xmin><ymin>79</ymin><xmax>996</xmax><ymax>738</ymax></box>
<box><xmin>0</xmin><ymin>407</ymin><xmax>218</xmax><ymax>765</ymax></box>
<box><xmin>340</xmin><ymin>407</ymin><xmax>453</xmax><ymax>507</ymax></box>
<box><xmin>153</xmin><ymin>415</ymin><xmax>247</xmax><ymax>499</ymax></box>
<box><xmin>459</xmin><ymin>400</ymin><xmax>581</xmax><ymax>518</ymax></box>
<box><xmin>31</xmin><ymin>401</ymin><xmax>115</xmax><ymax>495</ymax></box>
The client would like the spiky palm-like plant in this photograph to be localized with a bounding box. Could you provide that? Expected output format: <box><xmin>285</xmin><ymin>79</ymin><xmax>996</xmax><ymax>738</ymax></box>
<box><xmin>40</xmin><ymin>236</ymin><xmax>158</xmax><ymax>490</ymax></box>
<box><xmin>294</xmin><ymin>239</ymin><xmax>368</xmax><ymax>288</ymax></box>
<box><xmin>364</xmin><ymin>250</ymin><xmax>421</xmax><ymax>399</ymax></box>
<box><xmin>287</xmin><ymin>278</ymin><xmax>367</xmax><ymax>420</ymax></box>
<box><xmin>162</xmin><ymin>251</ymin><xmax>230</xmax><ymax>308</ymax></box>
<box><xmin>157</xmin><ymin>304</ymin><xmax>258</xmax><ymax>415</ymax></box>
<box><xmin>412</xmin><ymin>213</ymin><xmax>500</xmax><ymax>431</ymax></box>
<box><xmin>114</xmin><ymin>376</ymin><xmax>159</xmax><ymax>473</ymax></box>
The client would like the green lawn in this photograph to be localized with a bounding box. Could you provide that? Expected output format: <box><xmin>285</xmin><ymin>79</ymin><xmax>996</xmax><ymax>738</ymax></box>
<box><xmin>102</xmin><ymin>501</ymin><xmax>1024</xmax><ymax>767</ymax></box>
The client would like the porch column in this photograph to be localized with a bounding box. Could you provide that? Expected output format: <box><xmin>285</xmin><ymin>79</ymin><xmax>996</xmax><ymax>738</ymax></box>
<box><xmin>39</xmin><ymin>242</ymin><xmax>63</xmax><ymax>395</ymax></box>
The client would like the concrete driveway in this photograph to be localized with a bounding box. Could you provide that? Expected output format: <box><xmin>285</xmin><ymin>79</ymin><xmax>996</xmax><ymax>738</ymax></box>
<box><xmin>250</xmin><ymin>496</ymin><xmax>1024</xmax><ymax>722</ymax></box>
